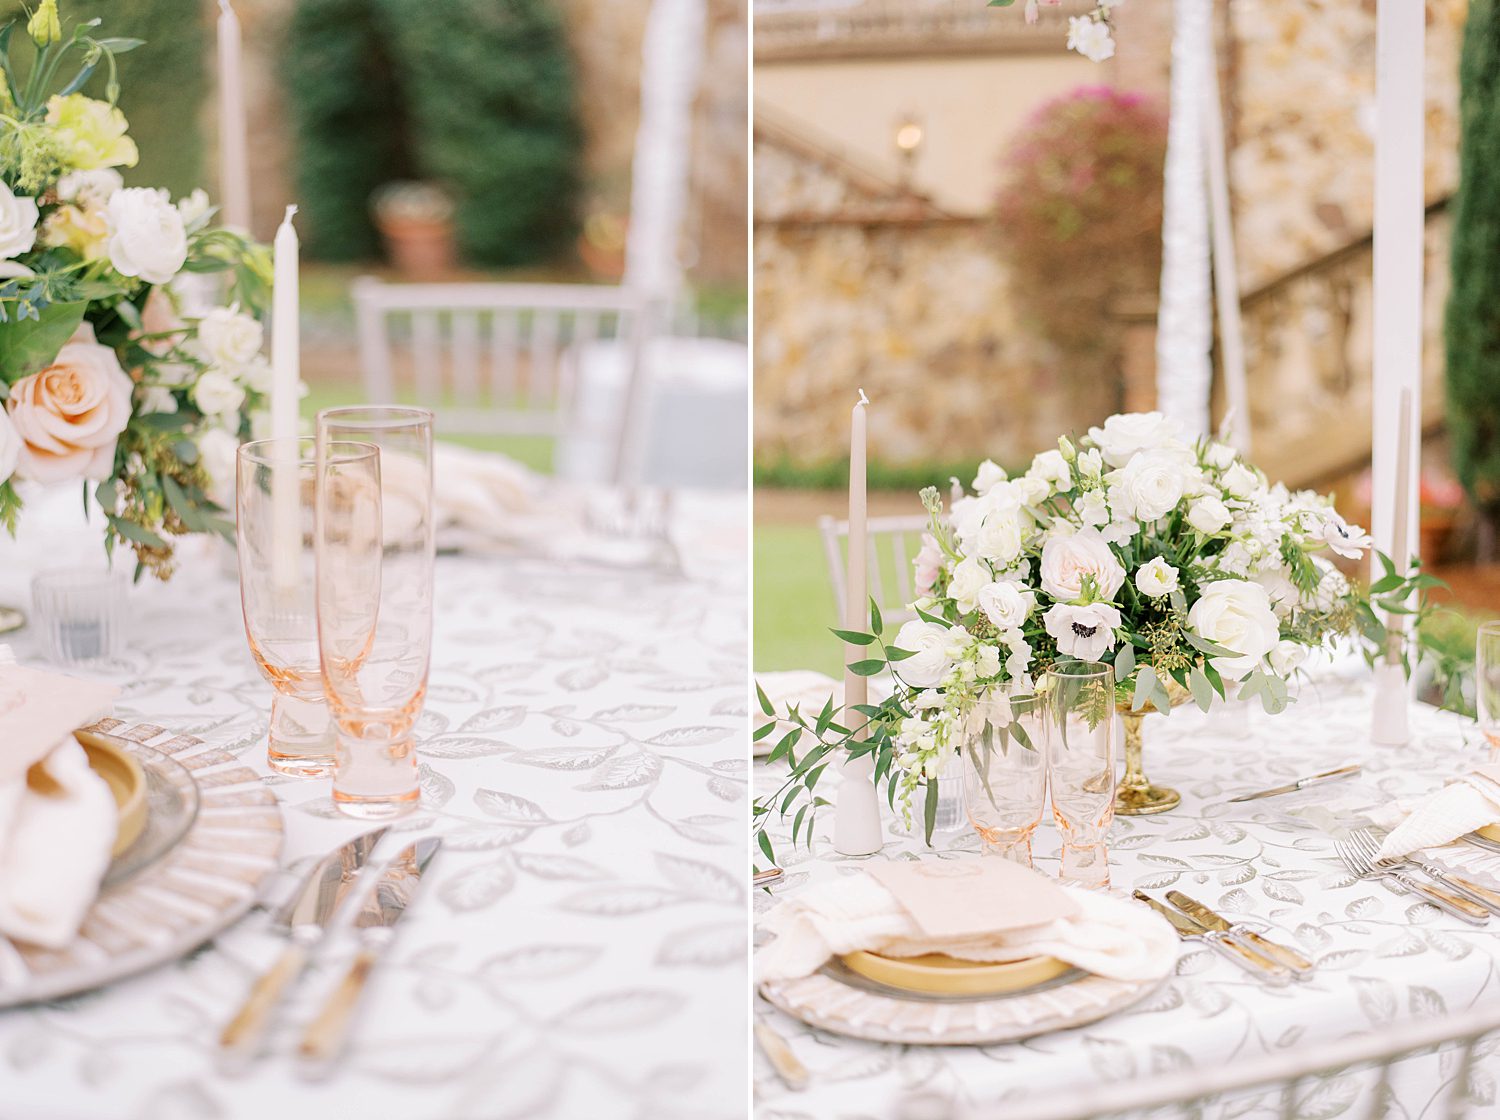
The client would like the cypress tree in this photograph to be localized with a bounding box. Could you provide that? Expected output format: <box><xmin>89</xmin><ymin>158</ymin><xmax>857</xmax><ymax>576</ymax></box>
<box><xmin>1445</xmin><ymin>0</ymin><xmax>1500</xmax><ymax>560</ymax></box>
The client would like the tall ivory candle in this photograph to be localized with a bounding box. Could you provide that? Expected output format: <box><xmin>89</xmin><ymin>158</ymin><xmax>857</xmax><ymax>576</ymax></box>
<box><xmin>270</xmin><ymin>207</ymin><xmax>301</xmax><ymax>589</ymax></box>
<box><xmin>216</xmin><ymin>0</ymin><xmax>251</xmax><ymax>232</ymax></box>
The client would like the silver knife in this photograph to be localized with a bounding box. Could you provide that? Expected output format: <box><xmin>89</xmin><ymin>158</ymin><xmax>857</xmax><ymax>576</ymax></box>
<box><xmin>297</xmin><ymin>837</ymin><xmax>442</xmax><ymax>1075</ymax></box>
<box><xmin>1228</xmin><ymin>764</ymin><xmax>1361</xmax><ymax>803</ymax></box>
<box><xmin>218</xmin><ymin>827</ymin><xmax>389</xmax><ymax>1071</ymax></box>
<box><xmin>1164</xmin><ymin>891</ymin><xmax>1314</xmax><ymax>976</ymax></box>
<box><xmin>1132</xmin><ymin>891</ymin><xmax>1291</xmax><ymax>985</ymax></box>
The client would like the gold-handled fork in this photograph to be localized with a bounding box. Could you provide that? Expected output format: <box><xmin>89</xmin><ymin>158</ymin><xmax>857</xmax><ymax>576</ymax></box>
<box><xmin>1333</xmin><ymin>836</ymin><xmax>1490</xmax><ymax>925</ymax></box>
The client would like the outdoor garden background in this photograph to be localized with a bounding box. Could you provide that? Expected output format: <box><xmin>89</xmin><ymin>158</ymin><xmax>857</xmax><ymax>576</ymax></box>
<box><xmin>51</xmin><ymin>0</ymin><xmax>749</xmax><ymax>470</ymax></box>
<box><xmin>752</xmin><ymin>0</ymin><xmax>1499</xmax><ymax>684</ymax></box>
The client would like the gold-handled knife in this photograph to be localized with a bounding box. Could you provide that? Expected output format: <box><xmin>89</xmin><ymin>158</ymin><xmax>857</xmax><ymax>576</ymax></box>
<box><xmin>1164</xmin><ymin>891</ymin><xmax>1314</xmax><ymax>977</ymax></box>
<box><xmin>755</xmin><ymin>1020</ymin><xmax>809</xmax><ymax>1091</ymax></box>
<box><xmin>1132</xmin><ymin>891</ymin><xmax>1291</xmax><ymax>986</ymax></box>
<box><xmin>218</xmin><ymin>827</ymin><xmax>390</xmax><ymax>1073</ymax></box>
<box><xmin>298</xmin><ymin>837</ymin><xmax>442</xmax><ymax>1077</ymax></box>
<box><xmin>1227</xmin><ymin>765</ymin><xmax>1361</xmax><ymax>803</ymax></box>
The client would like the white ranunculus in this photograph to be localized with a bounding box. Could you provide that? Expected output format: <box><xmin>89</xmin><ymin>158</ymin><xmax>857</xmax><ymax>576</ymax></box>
<box><xmin>193</xmin><ymin>369</ymin><xmax>245</xmax><ymax>418</ymax></box>
<box><xmin>1187</xmin><ymin>495</ymin><xmax>1232</xmax><ymax>534</ymax></box>
<box><xmin>0</xmin><ymin>183</ymin><xmax>39</xmax><ymax>259</ymax></box>
<box><xmin>197</xmin><ymin>306</ymin><xmax>263</xmax><ymax>370</ymax></box>
<box><xmin>977</xmin><ymin>580</ymin><xmax>1035</xmax><ymax>630</ymax></box>
<box><xmin>107</xmin><ymin>187</ymin><xmax>188</xmax><ymax>284</ymax></box>
<box><xmin>1269</xmin><ymin>640</ymin><xmax>1307</xmax><ymax>678</ymax></box>
<box><xmin>1317</xmin><ymin>512</ymin><xmax>1372</xmax><ymax>559</ymax></box>
<box><xmin>1039</xmin><ymin>527</ymin><xmax>1126</xmax><ymax>603</ymax></box>
<box><xmin>892</xmin><ymin>619</ymin><xmax>956</xmax><ymax>689</ymax></box>
<box><xmin>0</xmin><ymin>408</ymin><xmax>19</xmax><ymax>484</ymax></box>
<box><xmin>1029</xmin><ymin>448</ymin><xmax>1073</xmax><ymax>493</ymax></box>
<box><xmin>1086</xmin><ymin>411</ymin><xmax>1181</xmax><ymax>467</ymax></box>
<box><xmin>1135</xmin><ymin>557</ymin><xmax>1180</xmax><ymax>599</ymax></box>
<box><xmin>1222</xmin><ymin>462</ymin><xmax>1259</xmax><ymax>499</ymax></box>
<box><xmin>197</xmin><ymin>425</ymin><xmax>240</xmax><ymax>508</ymax></box>
<box><xmin>1187</xmin><ymin>579</ymin><xmax>1281</xmax><ymax>678</ymax></box>
<box><xmin>948</xmin><ymin>555</ymin><xmax>990</xmax><ymax>613</ymax></box>
<box><xmin>1074</xmin><ymin>490</ymin><xmax>1110</xmax><ymax>527</ymax></box>
<box><xmin>1106</xmin><ymin>448</ymin><xmax>1193</xmax><ymax>522</ymax></box>
<box><xmin>1066</xmin><ymin>14</ymin><xmax>1115</xmax><ymax>61</ymax></box>
<box><xmin>1043</xmin><ymin>602</ymin><xmax>1121</xmax><ymax>662</ymax></box>
<box><xmin>972</xmin><ymin>459</ymin><xmax>1007</xmax><ymax>495</ymax></box>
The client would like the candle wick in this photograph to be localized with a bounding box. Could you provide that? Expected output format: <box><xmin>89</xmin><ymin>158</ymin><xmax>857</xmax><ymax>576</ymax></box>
<box><xmin>219</xmin><ymin>0</ymin><xmax>234</xmax><ymax>14</ymax></box>
<box><xmin>857</xmin><ymin>388</ymin><xmax>869</xmax><ymax>407</ymax></box>
<box><xmin>282</xmin><ymin>204</ymin><xmax>298</xmax><ymax>225</ymax></box>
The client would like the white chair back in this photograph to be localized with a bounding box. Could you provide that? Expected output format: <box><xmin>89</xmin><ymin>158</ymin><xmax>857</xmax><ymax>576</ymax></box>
<box><xmin>818</xmin><ymin>513</ymin><xmax>930</xmax><ymax>630</ymax></box>
<box><xmin>351</xmin><ymin>276</ymin><xmax>652</xmax><ymax>481</ymax></box>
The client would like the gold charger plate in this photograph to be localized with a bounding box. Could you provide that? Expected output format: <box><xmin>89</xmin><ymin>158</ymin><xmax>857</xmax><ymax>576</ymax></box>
<box><xmin>1478</xmin><ymin>824</ymin><xmax>1500</xmax><ymax>843</ymax></box>
<box><xmin>77</xmin><ymin>733</ymin><xmax>148</xmax><ymax>857</ymax></box>
<box><xmin>840</xmin><ymin>951</ymin><xmax>1071</xmax><ymax>997</ymax></box>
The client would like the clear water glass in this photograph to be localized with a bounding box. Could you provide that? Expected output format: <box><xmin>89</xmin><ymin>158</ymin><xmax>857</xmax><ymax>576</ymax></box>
<box><xmin>237</xmin><ymin>439</ymin><xmax>374</xmax><ymax>776</ymax></box>
<box><xmin>315</xmin><ymin>406</ymin><xmax>434</xmax><ymax>819</ymax></box>
<box><xmin>1478</xmin><ymin>621</ymin><xmax>1500</xmax><ymax>757</ymax></box>
<box><xmin>1043</xmin><ymin>661</ymin><xmax>1117</xmax><ymax>889</ymax></box>
<box><xmin>31</xmin><ymin>568</ymin><xmax>128</xmax><ymax>665</ymax></box>
<box><xmin>961</xmin><ymin>686</ymin><xmax>1046</xmax><ymax>867</ymax></box>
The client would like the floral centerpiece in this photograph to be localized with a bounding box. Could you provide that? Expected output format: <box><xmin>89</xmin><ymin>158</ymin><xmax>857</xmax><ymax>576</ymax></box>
<box><xmin>755</xmin><ymin>412</ymin><xmax>1430</xmax><ymax>859</ymax></box>
<box><xmin>0</xmin><ymin>1</ymin><xmax>273</xmax><ymax>579</ymax></box>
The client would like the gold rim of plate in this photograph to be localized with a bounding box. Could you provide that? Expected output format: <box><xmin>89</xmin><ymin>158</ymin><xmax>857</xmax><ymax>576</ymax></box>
<box><xmin>77</xmin><ymin>733</ymin><xmax>147</xmax><ymax>857</ymax></box>
<box><xmin>1478</xmin><ymin>824</ymin><xmax>1500</xmax><ymax>843</ymax></box>
<box><xmin>839</xmin><ymin>951</ymin><xmax>1071</xmax><ymax>996</ymax></box>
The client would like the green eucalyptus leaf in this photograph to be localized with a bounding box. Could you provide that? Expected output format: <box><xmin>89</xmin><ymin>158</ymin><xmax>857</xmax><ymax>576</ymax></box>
<box><xmin>923</xmin><ymin>779</ymin><xmax>938</xmax><ymax>845</ymax></box>
<box><xmin>848</xmin><ymin>659</ymin><xmax>886</xmax><ymax>677</ymax></box>
<box><xmin>831</xmin><ymin>628</ymin><xmax>876</xmax><ymax>645</ymax></box>
<box><xmin>0</xmin><ymin>300</ymin><xmax>85</xmax><ymax>379</ymax></box>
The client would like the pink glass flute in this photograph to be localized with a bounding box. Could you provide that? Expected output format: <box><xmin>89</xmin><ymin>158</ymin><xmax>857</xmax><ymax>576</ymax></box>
<box><xmin>961</xmin><ymin>685</ymin><xmax>1046</xmax><ymax>867</ymax></box>
<box><xmin>1478</xmin><ymin>622</ymin><xmax>1500</xmax><ymax>761</ymax></box>
<box><xmin>315</xmin><ymin>406</ymin><xmax>434</xmax><ymax>819</ymax></box>
<box><xmin>236</xmin><ymin>438</ymin><xmax>375</xmax><ymax>776</ymax></box>
<box><xmin>1043</xmin><ymin>660</ymin><xmax>1117</xmax><ymax>889</ymax></box>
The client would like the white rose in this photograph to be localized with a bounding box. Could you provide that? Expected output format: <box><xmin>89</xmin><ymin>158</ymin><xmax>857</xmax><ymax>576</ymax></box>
<box><xmin>1039</xmin><ymin>527</ymin><xmax>1126</xmax><ymax>603</ymax></box>
<box><xmin>1222</xmin><ymin>462</ymin><xmax>1259</xmax><ymax>499</ymax></box>
<box><xmin>1028</xmin><ymin>448</ymin><xmax>1073</xmax><ymax>493</ymax></box>
<box><xmin>196</xmin><ymin>306</ymin><xmax>263</xmax><ymax>370</ymax></box>
<box><xmin>892</xmin><ymin>619</ymin><xmax>956</xmax><ymax>689</ymax></box>
<box><xmin>0</xmin><ymin>408</ymin><xmax>18</xmax><ymax>484</ymax></box>
<box><xmin>1074</xmin><ymin>490</ymin><xmax>1110</xmax><ymax>527</ymax></box>
<box><xmin>971</xmin><ymin>487</ymin><xmax>1028</xmax><ymax>565</ymax></box>
<box><xmin>107</xmin><ymin>187</ymin><xmax>188</xmax><ymax>284</ymax></box>
<box><xmin>1106</xmin><ymin>448</ymin><xmax>1193</xmax><ymax>522</ymax></box>
<box><xmin>1044</xmin><ymin>602</ymin><xmax>1121</xmax><ymax>662</ymax></box>
<box><xmin>1085</xmin><ymin>411</ymin><xmax>1182</xmax><ymax>467</ymax></box>
<box><xmin>1187</xmin><ymin>495</ymin><xmax>1232</xmax><ymax>534</ymax></box>
<box><xmin>948</xmin><ymin>556</ymin><xmax>990</xmax><ymax>613</ymax></box>
<box><xmin>1269</xmin><ymin>640</ymin><xmax>1307</xmax><ymax>678</ymax></box>
<box><xmin>197</xmin><ymin>425</ymin><xmax>240</xmax><ymax>508</ymax></box>
<box><xmin>977</xmin><ymin>580</ymin><xmax>1035</xmax><ymax>630</ymax></box>
<box><xmin>1187</xmin><ymin>579</ymin><xmax>1281</xmax><ymax>678</ymax></box>
<box><xmin>0</xmin><ymin>183</ymin><xmax>39</xmax><ymax>259</ymax></box>
<box><xmin>193</xmin><ymin>369</ymin><xmax>246</xmax><ymax>418</ymax></box>
<box><xmin>972</xmin><ymin>459</ymin><xmax>1007</xmax><ymax>495</ymax></box>
<box><xmin>1135</xmin><ymin>557</ymin><xmax>1180</xmax><ymax>599</ymax></box>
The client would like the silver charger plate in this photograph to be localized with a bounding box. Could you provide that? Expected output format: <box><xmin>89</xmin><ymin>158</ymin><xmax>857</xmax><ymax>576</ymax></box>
<box><xmin>100</xmin><ymin>743</ymin><xmax>200</xmax><ymax>890</ymax></box>
<box><xmin>0</xmin><ymin>720</ymin><xmax>283</xmax><ymax>1008</ymax></box>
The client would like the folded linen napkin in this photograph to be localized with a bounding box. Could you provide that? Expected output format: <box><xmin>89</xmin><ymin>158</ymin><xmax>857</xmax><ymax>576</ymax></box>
<box><xmin>1374</xmin><ymin>765</ymin><xmax>1500</xmax><ymax>863</ymax></box>
<box><xmin>756</xmin><ymin>864</ymin><xmax>1178</xmax><ymax>984</ymax></box>
<box><xmin>0</xmin><ymin>652</ymin><xmax>120</xmax><ymax>949</ymax></box>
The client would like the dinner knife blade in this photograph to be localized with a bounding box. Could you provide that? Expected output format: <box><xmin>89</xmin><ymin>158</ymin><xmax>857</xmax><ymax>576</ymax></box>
<box><xmin>275</xmin><ymin>826</ymin><xmax>391</xmax><ymax>934</ymax></box>
<box><xmin>1132</xmin><ymin>890</ymin><xmax>1207</xmax><ymax>937</ymax></box>
<box><xmin>356</xmin><ymin>836</ymin><xmax>441</xmax><ymax>931</ymax></box>
<box><xmin>1165</xmin><ymin>890</ymin><xmax>1315</xmax><ymax>975</ymax></box>
<box><xmin>1228</xmin><ymin>764</ymin><xmax>1361</xmax><ymax>803</ymax></box>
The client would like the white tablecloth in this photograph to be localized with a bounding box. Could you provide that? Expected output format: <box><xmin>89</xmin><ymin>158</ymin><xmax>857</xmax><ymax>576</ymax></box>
<box><xmin>754</xmin><ymin>660</ymin><xmax>1500</xmax><ymax>1120</ymax></box>
<box><xmin>0</xmin><ymin>487</ymin><xmax>749</xmax><ymax>1120</ymax></box>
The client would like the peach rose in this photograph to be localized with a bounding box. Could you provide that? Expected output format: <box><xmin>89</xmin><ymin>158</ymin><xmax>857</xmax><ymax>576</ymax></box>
<box><xmin>8</xmin><ymin>325</ymin><xmax>132</xmax><ymax>483</ymax></box>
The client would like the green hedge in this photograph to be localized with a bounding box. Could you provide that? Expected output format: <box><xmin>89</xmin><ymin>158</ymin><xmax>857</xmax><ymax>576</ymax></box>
<box><xmin>1446</xmin><ymin>0</ymin><xmax>1500</xmax><ymax>559</ymax></box>
<box><xmin>288</xmin><ymin>0</ymin><xmax>582</xmax><ymax>266</ymax></box>
<box><xmin>0</xmin><ymin>0</ymin><xmax>206</xmax><ymax>198</ymax></box>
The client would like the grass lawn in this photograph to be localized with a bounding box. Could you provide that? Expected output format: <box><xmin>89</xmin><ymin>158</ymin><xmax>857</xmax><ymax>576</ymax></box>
<box><xmin>754</xmin><ymin>523</ymin><xmax>840</xmax><ymax>676</ymax></box>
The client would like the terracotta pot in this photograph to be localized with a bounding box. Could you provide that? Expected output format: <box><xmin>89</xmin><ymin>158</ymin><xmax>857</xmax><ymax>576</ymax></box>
<box><xmin>376</xmin><ymin>216</ymin><xmax>457</xmax><ymax>281</ymax></box>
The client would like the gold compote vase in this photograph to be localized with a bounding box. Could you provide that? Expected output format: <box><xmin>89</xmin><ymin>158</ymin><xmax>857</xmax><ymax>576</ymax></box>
<box><xmin>1115</xmin><ymin>676</ymin><xmax>1192</xmax><ymax>816</ymax></box>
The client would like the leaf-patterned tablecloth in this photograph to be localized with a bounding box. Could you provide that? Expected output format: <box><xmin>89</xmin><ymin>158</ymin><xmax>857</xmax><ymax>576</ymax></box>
<box><xmin>754</xmin><ymin>663</ymin><xmax>1500</xmax><ymax>1120</ymax></box>
<box><xmin>0</xmin><ymin>490</ymin><xmax>748</xmax><ymax>1120</ymax></box>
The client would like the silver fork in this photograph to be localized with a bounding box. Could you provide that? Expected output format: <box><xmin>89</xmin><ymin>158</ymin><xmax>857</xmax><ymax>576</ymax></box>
<box><xmin>1334</xmin><ymin>836</ymin><xmax>1490</xmax><ymax>925</ymax></box>
<box><xmin>1346</xmin><ymin>828</ymin><xmax>1500</xmax><ymax>915</ymax></box>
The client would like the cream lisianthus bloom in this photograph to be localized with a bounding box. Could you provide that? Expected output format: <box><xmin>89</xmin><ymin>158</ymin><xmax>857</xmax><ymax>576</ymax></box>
<box><xmin>0</xmin><ymin>183</ymin><xmax>39</xmax><ymax>259</ymax></box>
<box><xmin>1086</xmin><ymin>411</ymin><xmax>1180</xmax><ymax>468</ymax></box>
<box><xmin>1135</xmin><ymin>557</ymin><xmax>1180</xmax><ymax>599</ymax></box>
<box><xmin>947</xmin><ymin>555</ymin><xmax>990</xmax><ymax>613</ymax></box>
<box><xmin>1187</xmin><ymin>579</ymin><xmax>1280</xmax><ymax>678</ymax></box>
<box><xmin>1106</xmin><ymin>448</ymin><xmax>1194</xmax><ymax>522</ymax></box>
<box><xmin>1269</xmin><ymin>640</ymin><xmax>1307</xmax><ymax>678</ymax></box>
<box><xmin>1044</xmin><ymin>602</ymin><xmax>1121</xmax><ymax>661</ymax></box>
<box><xmin>192</xmin><ymin>370</ymin><xmax>246</xmax><ymax>418</ymax></box>
<box><xmin>892</xmin><ymin>619</ymin><xmax>956</xmax><ymax>689</ymax></box>
<box><xmin>196</xmin><ymin>425</ymin><xmax>240</xmax><ymax>508</ymax></box>
<box><xmin>46</xmin><ymin>95</ymin><xmax>139</xmax><ymax>170</ymax></box>
<box><xmin>977</xmin><ymin>580</ymin><xmax>1035</xmax><ymax>631</ymax></box>
<box><xmin>1187</xmin><ymin>494</ymin><xmax>1231</xmax><ymax>535</ymax></box>
<box><xmin>1039</xmin><ymin>526</ymin><xmax>1126</xmax><ymax>603</ymax></box>
<box><xmin>107</xmin><ymin>188</ymin><xmax>187</xmax><ymax>284</ymax></box>
<box><xmin>972</xmin><ymin>459</ymin><xmax>1007</xmax><ymax>496</ymax></box>
<box><xmin>1028</xmin><ymin>448</ymin><xmax>1073</xmax><ymax>494</ymax></box>
<box><xmin>196</xmin><ymin>306</ymin><xmax>264</xmax><ymax>370</ymax></box>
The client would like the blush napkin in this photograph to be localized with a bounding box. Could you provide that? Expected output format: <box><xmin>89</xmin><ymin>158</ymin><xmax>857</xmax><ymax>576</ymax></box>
<box><xmin>756</xmin><ymin>861</ymin><xmax>1178</xmax><ymax>984</ymax></box>
<box><xmin>0</xmin><ymin>648</ymin><xmax>120</xmax><ymax>949</ymax></box>
<box><xmin>1374</xmin><ymin>764</ymin><xmax>1500</xmax><ymax>863</ymax></box>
